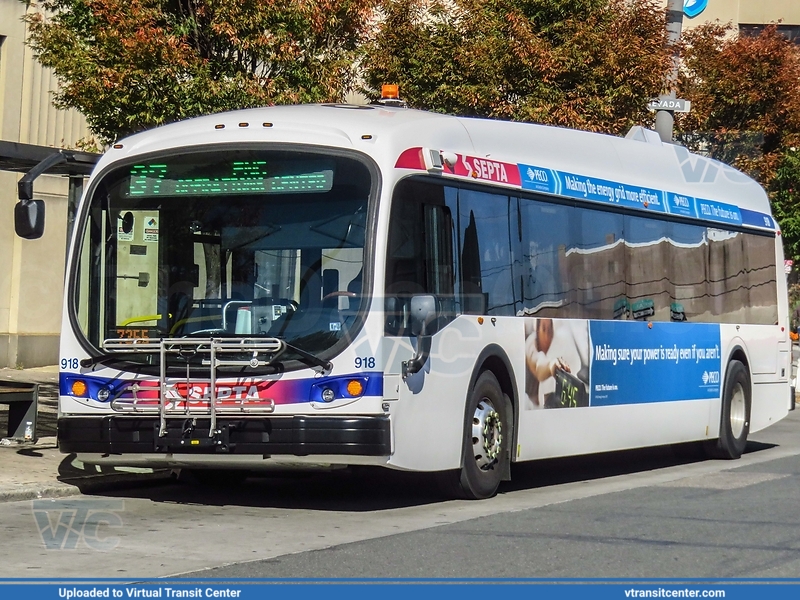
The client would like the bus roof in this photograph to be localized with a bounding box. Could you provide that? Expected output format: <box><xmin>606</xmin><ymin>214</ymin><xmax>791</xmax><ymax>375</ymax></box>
<box><xmin>101</xmin><ymin>104</ymin><xmax>774</xmax><ymax>231</ymax></box>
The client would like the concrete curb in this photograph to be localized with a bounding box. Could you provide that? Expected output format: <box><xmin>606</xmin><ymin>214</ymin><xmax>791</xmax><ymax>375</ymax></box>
<box><xmin>0</xmin><ymin>482</ymin><xmax>84</xmax><ymax>503</ymax></box>
<box><xmin>0</xmin><ymin>470</ymin><xmax>175</xmax><ymax>503</ymax></box>
<box><xmin>0</xmin><ymin>436</ymin><xmax>176</xmax><ymax>503</ymax></box>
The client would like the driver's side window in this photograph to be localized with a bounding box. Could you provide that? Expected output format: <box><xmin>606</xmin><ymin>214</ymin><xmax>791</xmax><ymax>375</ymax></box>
<box><xmin>385</xmin><ymin>178</ymin><xmax>457</xmax><ymax>335</ymax></box>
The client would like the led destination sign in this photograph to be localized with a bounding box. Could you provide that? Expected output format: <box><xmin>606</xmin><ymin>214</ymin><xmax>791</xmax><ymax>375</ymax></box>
<box><xmin>127</xmin><ymin>159</ymin><xmax>334</xmax><ymax>197</ymax></box>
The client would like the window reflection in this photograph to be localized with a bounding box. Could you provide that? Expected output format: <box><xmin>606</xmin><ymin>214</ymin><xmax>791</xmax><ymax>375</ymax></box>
<box><xmin>386</xmin><ymin>177</ymin><xmax>778</xmax><ymax>330</ymax></box>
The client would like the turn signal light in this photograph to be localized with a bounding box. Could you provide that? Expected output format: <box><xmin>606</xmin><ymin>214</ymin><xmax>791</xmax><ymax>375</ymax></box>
<box><xmin>71</xmin><ymin>380</ymin><xmax>88</xmax><ymax>397</ymax></box>
<box><xmin>346</xmin><ymin>380</ymin><xmax>364</xmax><ymax>397</ymax></box>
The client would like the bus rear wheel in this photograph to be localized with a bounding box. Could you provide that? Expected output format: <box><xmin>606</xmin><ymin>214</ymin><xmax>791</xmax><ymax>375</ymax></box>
<box><xmin>706</xmin><ymin>359</ymin><xmax>751</xmax><ymax>459</ymax></box>
<box><xmin>442</xmin><ymin>371</ymin><xmax>509</xmax><ymax>499</ymax></box>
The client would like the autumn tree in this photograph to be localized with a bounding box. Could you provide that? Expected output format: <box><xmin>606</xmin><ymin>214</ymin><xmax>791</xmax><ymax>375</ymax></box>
<box><xmin>677</xmin><ymin>24</ymin><xmax>800</xmax><ymax>262</ymax></box>
<box><xmin>361</xmin><ymin>0</ymin><xmax>672</xmax><ymax>135</ymax></box>
<box><xmin>24</xmin><ymin>0</ymin><xmax>378</xmax><ymax>144</ymax></box>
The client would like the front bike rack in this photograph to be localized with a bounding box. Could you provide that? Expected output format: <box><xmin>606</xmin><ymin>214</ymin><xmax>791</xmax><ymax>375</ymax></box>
<box><xmin>102</xmin><ymin>337</ymin><xmax>285</xmax><ymax>437</ymax></box>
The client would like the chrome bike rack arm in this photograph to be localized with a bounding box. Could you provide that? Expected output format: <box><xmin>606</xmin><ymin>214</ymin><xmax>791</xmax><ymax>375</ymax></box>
<box><xmin>101</xmin><ymin>337</ymin><xmax>287</xmax><ymax>436</ymax></box>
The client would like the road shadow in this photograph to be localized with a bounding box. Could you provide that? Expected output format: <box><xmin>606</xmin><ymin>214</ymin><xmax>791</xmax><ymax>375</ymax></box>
<box><xmin>55</xmin><ymin>452</ymin><xmax>174</xmax><ymax>496</ymax></box>
<box><xmin>502</xmin><ymin>439</ymin><xmax>776</xmax><ymax>493</ymax></box>
<box><xmin>93</xmin><ymin>465</ymin><xmax>448</xmax><ymax>511</ymax></box>
<box><xmin>75</xmin><ymin>438</ymin><xmax>777</xmax><ymax>511</ymax></box>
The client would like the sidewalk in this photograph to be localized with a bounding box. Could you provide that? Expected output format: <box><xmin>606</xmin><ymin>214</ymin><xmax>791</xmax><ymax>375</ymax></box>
<box><xmin>0</xmin><ymin>436</ymin><xmax>173</xmax><ymax>502</ymax></box>
<box><xmin>0</xmin><ymin>365</ymin><xmax>172</xmax><ymax>503</ymax></box>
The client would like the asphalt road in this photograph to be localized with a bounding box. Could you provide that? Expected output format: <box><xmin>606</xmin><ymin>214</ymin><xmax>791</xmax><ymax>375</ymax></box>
<box><xmin>181</xmin><ymin>414</ymin><xmax>800</xmax><ymax>579</ymax></box>
<box><xmin>1</xmin><ymin>407</ymin><xmax>798</xmax><ymax>580</ymax></box>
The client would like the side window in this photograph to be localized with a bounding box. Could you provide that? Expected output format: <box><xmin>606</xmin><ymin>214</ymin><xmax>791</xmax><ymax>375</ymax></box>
<box><xmin>707</xmin><ymin>228</ymin><xmax>747</xmax><ymax>323</ymax></box>
<box><xmin>571</xmin><ymin>209</ymin><xmax>624</xmax><ymax>320</ymax></box>
<box><xmin>385</xmin><ymin>179</ymin><xmax>457</xmax><ymax>334</ymax></box>
<box><xmin>519</xmin><ymin>198</ymin><xmax>570</xmax><ymax>317</ymax></box>
<box><xmin>744</xmin><ymin>233</ymin><xmax>778</xmax><ymax>325</ymax></box>
<box><xmin>668</xmin><ymin>221</ymin><xmax>708</xmax><ymax>322</ymax></box>
<box><xmin>458</xmin><ymin>189</ymin><xmax>516</xmax><ymax>316</ymax></box>
<box><xmin>424</xmin><ymin>202</ymin><xmax>456</xmax><ymax>308</ymax></box>
<box><xmin>705</xmin><ymin>228</ymin><xmax>777</xmax><ymax>325</ymax></box>
<box><xmin>624</xmin><ymin>215</ymin><xmax>669</xmax><ymax>321</ymax></box>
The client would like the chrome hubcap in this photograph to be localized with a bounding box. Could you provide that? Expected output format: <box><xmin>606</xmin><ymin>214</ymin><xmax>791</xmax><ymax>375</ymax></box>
<box><xmin>730</xmin><ymin>382</ymin><xmax>746</xmax><ymax>439</ymax></box>
<box><xmin>472</xmin><ymin>398</ymin><xmax>502</xmax><ymax>470</ymax></box>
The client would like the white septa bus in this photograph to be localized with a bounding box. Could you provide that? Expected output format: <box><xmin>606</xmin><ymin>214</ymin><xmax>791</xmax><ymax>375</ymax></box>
<box><xmin>32</xmin><ymin>104</ymin><xmax>790</xmax><ymax>499</ymax></box>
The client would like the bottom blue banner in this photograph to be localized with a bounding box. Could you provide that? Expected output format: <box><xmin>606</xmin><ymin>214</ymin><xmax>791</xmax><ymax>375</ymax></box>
<box><xmin>2</xmin><ymin>582</ymin><xmax>799</xmax><ymax>600</ymax></box>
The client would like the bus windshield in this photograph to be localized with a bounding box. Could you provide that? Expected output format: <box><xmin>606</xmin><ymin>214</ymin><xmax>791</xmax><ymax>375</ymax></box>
<box><xmin>72</xmin><ymin>148</ymin><xmax>373</xmax><ymax>366</ymax></box>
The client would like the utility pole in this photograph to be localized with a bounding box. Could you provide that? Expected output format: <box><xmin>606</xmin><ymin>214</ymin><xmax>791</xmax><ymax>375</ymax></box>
<box><xmin>654</xmin><ymin>0</ymin><xmax>685</xmax><ymax>143</ymax></box>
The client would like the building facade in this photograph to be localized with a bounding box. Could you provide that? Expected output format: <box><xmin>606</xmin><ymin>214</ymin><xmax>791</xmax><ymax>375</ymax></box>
<box><xmin>683</xmin><ymin>0</ymin><xmax>800</xmax><ymax>39</ymax></box>
<box><xmin>0</xmin><ymin>0</ymin><xmax>90</xmax><ymax>368</ymax></box>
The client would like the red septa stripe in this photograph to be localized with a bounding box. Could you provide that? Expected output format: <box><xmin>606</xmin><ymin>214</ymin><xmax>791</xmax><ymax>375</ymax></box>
<box><xmin>451</xmin><ymin>153</ymin><xmax>521</xmax><ymax>186</ymax></box>
<box><xmin>394</xmin><ymin>147</ymin><xmax>425</xmax><ymax>170</ymax></box>
<box><xmin>395</xmin><ymin>147</ymin><xmax>521</xmax><ymax>187</ymax></box>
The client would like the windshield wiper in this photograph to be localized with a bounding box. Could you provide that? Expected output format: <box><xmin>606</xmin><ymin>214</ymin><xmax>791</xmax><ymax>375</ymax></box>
<box><xmin>283</xmin><ymin>342</ymin><xmax>333</xmax><ymax>373</ymax></box>
<box><xmin>81</xmin><ymin>339</ymin><xmax>332</xmax><ymax>372</ymax></box>
<box><xmin>80</xmin><ymin>351</ymin><xmax>157</xmax><ymax>368</ymax></box>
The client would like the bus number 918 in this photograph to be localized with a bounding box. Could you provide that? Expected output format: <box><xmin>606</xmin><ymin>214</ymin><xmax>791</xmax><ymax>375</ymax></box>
<box><xmin>355</xmin><ymin>357</ymin><xmax>376</xmax><ymax>369</ymax></box>
<box><xmin>61</xmin><ymin>358</ymin><xmax>79</xmax><ymax>370</ymax></box>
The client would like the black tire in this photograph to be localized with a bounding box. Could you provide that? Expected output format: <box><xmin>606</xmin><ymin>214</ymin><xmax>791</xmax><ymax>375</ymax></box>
<box><xmin>706</xmin><ymin>359</ymin><xmax>751</xmax><ymax>459</ymax></box>
<box><xmin>441</xmin><ymin>371</ymin><xmax>510</xmax><ymax>499</ymax></box>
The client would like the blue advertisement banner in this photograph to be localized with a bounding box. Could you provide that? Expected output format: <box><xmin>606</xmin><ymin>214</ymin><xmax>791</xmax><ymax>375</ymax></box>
<box><xmin>3</xmin><ymin>581</ymin><xmax>800</xmax><ymax>600</ymax></box>
<box><xmin>695</xmin><ymin>198</ymin><xmax>742</xmax><ymax>226</ymax></box>
<box><xmin>589</xmin><ymin>321</ymin><xmax>722</xmax><ymax>406</ymax></box>
<box><xmin>559</xmin><ymin>171</ymin><xmax>664</xmax><ymax>213</ymax></box>
<box><xmin>740</xmin><ymin>208</ymin><xmax>774</xmax><ymax>230</ymax></box>
<box><xmin>519</xmin><ymin>163</ymin><xmax>665</xmax><ymax>214</ymax></box>
<box><xmin>517</xmin><ymin>163</ymin><xmax>754</xmax><ymax>230</ymax></box>
<box><xmin>518</xmin><ymin>164</ymin><xmax>559</xmax><ymax>194</ymax></box>
<box><xmin>665</xmin><ymin>192</ymin><xmax>696</xmax><ymax>218</ymax></box>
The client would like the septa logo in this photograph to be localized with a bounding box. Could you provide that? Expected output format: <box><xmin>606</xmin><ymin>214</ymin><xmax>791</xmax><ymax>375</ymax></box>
<box><xmin>171</xmin><ymin>380</ymin><xmax>273</xmax><ymax>400</ymax></box>
<box><xmin>452</xmin><ymin>154</ymin><xmax>522</xmax><ymax>186</ymax></box>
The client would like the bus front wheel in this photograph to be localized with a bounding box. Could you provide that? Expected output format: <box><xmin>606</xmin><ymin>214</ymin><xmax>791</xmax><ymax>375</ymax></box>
<box><xmin>706</xmin><ymin>359</ymin><xmax>751</xmax><ymax>459</ymax></box>
<box><xmin>443</xmin><ymin>371</ymin><xmax>509</xmax><ymax>499</ymax></box>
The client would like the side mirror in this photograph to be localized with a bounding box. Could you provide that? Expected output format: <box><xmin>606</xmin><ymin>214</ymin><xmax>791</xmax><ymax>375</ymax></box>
<box><xmin>15</xmin><ymin>200</ymin><xmax>45</xmax><ymax>240</ymax></box>
<box><xmin>402</xmin><ymin>294</ymin><xmax>437</xmax><ymax>378</ymax></box>
<box><xmin>408</xmin><ymin>295</ymin><xmax>437</xmax><ymax>336</ymax></box>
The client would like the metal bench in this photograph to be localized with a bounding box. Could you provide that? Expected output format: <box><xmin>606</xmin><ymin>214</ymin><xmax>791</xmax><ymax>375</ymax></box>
<box><xmin>0</xmin><ymin>380</ymin><xmax>38</xmax><ymax>441</ymax></box>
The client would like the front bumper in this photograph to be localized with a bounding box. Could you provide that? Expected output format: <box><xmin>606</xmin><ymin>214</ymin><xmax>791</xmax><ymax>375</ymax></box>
<box><xmin>58</xmin><ymin>415</ymin><xmax>391</xmax><ymax>456</ymax></box>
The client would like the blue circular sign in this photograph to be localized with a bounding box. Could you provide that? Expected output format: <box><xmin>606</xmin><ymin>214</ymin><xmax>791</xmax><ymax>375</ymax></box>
<box><xmin>684</xmin><ymin>0</ymin><xmax>709</xmax><ymax>18</ymax></box>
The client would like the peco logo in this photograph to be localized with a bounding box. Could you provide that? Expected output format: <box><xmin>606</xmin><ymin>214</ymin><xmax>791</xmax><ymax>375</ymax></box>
<box><xmin>525</xmin><ymin>166</ymin><xmax>549</xmax><ymax>184</ymax></box>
